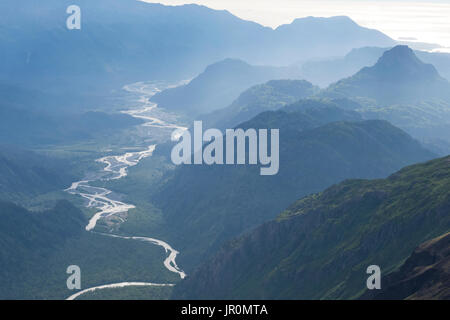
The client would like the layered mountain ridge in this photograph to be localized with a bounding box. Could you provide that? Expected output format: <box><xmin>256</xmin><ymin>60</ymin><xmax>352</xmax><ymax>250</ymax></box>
<box><xmin>326</xmin><ymin>45</ymin><xmax>450</xmax><ymax>104</ymax></box>
<box><xmin>173</xmin><ymin>156</ymin><xmax>450</xmax><ymax>299</ymax></box>
<box><xmin>154</xmin><ymin>98</ymin><xmax>435</xmax><ymax>270</ymax></box>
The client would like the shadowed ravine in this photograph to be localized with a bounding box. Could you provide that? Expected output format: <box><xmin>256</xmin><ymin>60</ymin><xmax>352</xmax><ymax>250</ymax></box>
<box><xmin>65</xmin><ymin>81</ymin><xmax>187</xmax><ymax>300</ymax></box>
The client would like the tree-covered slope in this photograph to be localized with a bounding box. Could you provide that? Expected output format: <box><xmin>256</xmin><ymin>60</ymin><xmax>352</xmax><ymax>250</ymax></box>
<box><xmin>154</xmin><ymin>101</ymin><xmax>435</xmax><ymax>270</ymax></box>
<box><xmin>299</xmin><ymin>46</ymin><xmax>450</xmax><ymax>87</ymax></box>
<box><xmin>151</xmin><ymin>59</ymin><xmax>302</xmax><ymax>116</ymax></box>
<box><xmin>0</xmin><ymin>82</ymin><xmax>144</xmax><ymax>146</ymax></box>
<box><xmin>173</xmin><ymin>156</ymin><xmax>450</xmax><ymax>299</ymax></box>
<box><xmin>0</xmin><ymin>146</ymin><xmax>75</xmax><ymax>202</ymax></box>
<box><xmin>0</xmin><ymin>200</ymin><xmax>180</xmax><ymax>299</ymax></box>
<box><xmin>200</xmin><ymin>79</ymin><xmax>319</xmax><ymax>129</ymax></box>
<box><xmin>0</xmin><ymin>106</ymin><xmax>143</xmax><ymax>146</ymax></box>
<box><xmin>300</xmin><ymin>46</ymin><xmax>389</xmax><ymax>87</ymax></box>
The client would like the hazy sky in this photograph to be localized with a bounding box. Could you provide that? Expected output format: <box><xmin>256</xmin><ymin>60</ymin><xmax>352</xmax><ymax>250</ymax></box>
<box><xmin>143</xmin><ymin>0</ymin><xmax>450</xmax><ymax>51</ymax></box>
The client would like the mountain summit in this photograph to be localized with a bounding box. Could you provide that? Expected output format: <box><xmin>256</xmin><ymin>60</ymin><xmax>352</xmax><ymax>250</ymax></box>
<box><xmin>326</xmin><ymin>45</ymin><xmax>450</xmax><ymax>104</ymax></box>
<box><xmin>368</xmin><ymin>45</ymin><xmax>441</xmax><ymax>81</ymax></box>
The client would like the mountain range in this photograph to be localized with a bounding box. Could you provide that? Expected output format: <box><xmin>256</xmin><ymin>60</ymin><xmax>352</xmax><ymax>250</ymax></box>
<box><xmin>364</xmin><ymin>231</ymin><xmax>450</xmax><ymax>300</ymax></box>
<box><xmin>325</xmin><ymin>45</ymin><xmax>450</xmax><ymax>104</ymax></box>
<box><xmin>0</xmin><ymin>0</ymin><xmax>394</xmax><ymax>93</ymax></box>
<box><xmin>320</xmin><ymin>46</ymin><xmax>450</xmax><ymax>155</ymax></box>
<box><xmin>173</xmin><ymin>156</ymin><xmax>450</xmax><ymax>299</ymax></box>
<box><xmin>299</xmin><ymin>46</ymin><xmax>450</xmax><ymax>87</ymax></box>
<box><xmin>154</xmin><ymin>45</ymin><xmax>450</xmax><ymax>155</ymax></box>
<box><xmin>200</xmin><ymin>79</ymin><xmax>319</xmax><ymax>129</ymax></box>
<box><xmin>150</xmin><ymin>59</ymin><xmax>302</xmax><ymax>116</ymax></box>
<box><xmin>153</xmin><ymin>99</ymin><xmax>435</xmax><ymax>269</ymax></box>
<box><xmin>1</xmin><ymin>1</ymin><xmax>449</xmax><ymax>301</ymax></box>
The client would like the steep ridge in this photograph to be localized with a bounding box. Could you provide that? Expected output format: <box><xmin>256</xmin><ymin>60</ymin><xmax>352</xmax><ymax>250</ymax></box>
<box><xmin>364</xmin><ymin>232</ymin><xmax>450</xmax><ymax>300</ymax></box>
<box><xmin>154</xmin><ymin>100</ymin><xmax>435</xmax><ymax>270</ymax></box>
<box><xmin>326</xmin><ymin>45</ymin><xmax>450</xmax><ymax>104</ymax></box>
<box><xmin>323</xmin><ymin>46</ymin><xmax>450</xmax><ymax>154</ymax></box>
<box><xmin>299</xmin><ymin>46</ymin><xmax>450</xmax><ymax>87</ymax></box>
<box><xmin>173</xmin><ymin>156</ymin><xmax>450</xmax><ymax>299</ymax></box>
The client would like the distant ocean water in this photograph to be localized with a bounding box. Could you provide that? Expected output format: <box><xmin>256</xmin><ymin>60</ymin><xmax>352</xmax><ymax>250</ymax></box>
<box><xmin>147</xmin><ymin>0</ymin><xmax>450</xmax><ymax>52</ymax></box>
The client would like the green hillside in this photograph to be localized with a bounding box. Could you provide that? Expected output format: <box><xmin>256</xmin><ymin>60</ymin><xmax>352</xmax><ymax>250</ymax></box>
<box><xmin>174</xmin><ymin>156</ymin><xmax>450</xmax><ymax>299</ymax></box>
<box><xmin>154</xmin><ymin>101</ymin><xmax>435</xmax><ymax>270</ymax></box>
<box><xmin>200</xmin><ymin>79</ymin><xmax>319</xmax><ymax>129</ymax></box>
